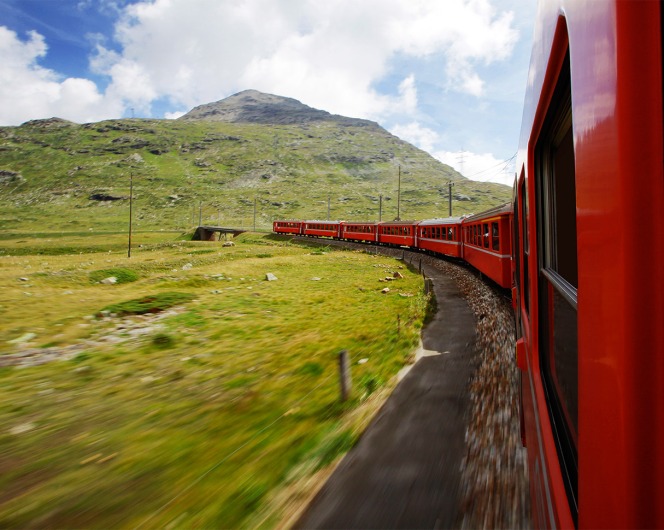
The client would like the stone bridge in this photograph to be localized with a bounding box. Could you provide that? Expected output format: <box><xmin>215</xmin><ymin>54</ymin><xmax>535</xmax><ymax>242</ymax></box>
<box><xmin>193</xmin><ymin>226</ymin><xmax>247</xmax><ymax>241</ymax></box>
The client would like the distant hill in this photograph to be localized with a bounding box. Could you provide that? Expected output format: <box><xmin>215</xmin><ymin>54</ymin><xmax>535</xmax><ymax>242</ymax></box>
<box><xmin>179</xmin><ymin>90</ymin><xmax>378</xmax><ymax>128</ymax></box>
<box><xmin>0</xmin><ymin>90</ymin><xmax>511</xmax><ymax>233</ymax></box>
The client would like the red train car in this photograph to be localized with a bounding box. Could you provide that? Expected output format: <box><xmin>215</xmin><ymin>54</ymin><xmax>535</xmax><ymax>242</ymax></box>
<box><xmin>416</xmin><ymin>218</ymin><xmax>462</xmax><ymax>258</ymax></box>
<box><xmin>377</xmin><ymin>221</ymin><xmax>419</xmax><ymax>247</ymax></box>
<box><xmin>341</xmin><ymin>222</ymin><xmax>378</xmax><ymax>243</ymax></box>
<box><xmin>514</xmin><ymin>1</ymin><xmax>664</xmax><ymax>528</ymax></box>
<box><xmin>302</xmin><ymin>220</ymin><xmax>341</xmax><ymax>239</ymax></box>
<box><xmin>273</xmin><ymin>220</ymin><xmax>303</xmax><ymax>235</ymax></box>
<box><xmin>460</xmin><ymin>204</ymin><xmax>512</xmax><ymax>288</ymax></box>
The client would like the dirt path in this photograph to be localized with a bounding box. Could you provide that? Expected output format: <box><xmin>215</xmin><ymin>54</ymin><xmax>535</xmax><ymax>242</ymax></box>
<box><xmin>294</xmin><ymin>259</ymin><xmax>480</xmax><ymax>529</ymax></box>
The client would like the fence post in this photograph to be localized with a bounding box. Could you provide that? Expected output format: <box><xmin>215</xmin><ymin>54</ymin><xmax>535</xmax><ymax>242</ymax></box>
<box><xmin>339</xmin><ymin>350</ymin><xmax>352</xmax><ymax>402</ymax></box>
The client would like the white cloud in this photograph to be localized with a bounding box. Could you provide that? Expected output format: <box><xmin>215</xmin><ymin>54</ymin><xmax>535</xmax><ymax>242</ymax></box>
<box><xmin>390</xmin><ymin>121</ymin><xmax>515</xmax><ymax>187</ymax></box>
<box><xmin>435</xmin><ymin>149</ymin><xmax>515</xmax><ymax>187</ymax></box>
<box><xmin>397</xmin><ymin>75</ymin><xmax>418</xmax><ymax>113</ymax></box>
<box><xmin>0</xmin><ymin>26</ymin><xmax>122</xmax><ymax>124</ymax></box>
<box><xmin>390</xmin><ymin>122</ymin><xmax>438</xmax><ymax>153</ymax></box>
<box><xmin>0</xmin><ymin>0</ymin><xmax>522</xmax><ymax>175</ymax></box>
<box><xmin>91</xmin><ymin>0</ymin><xmax>518</xmax><ymax>118</ymax></box>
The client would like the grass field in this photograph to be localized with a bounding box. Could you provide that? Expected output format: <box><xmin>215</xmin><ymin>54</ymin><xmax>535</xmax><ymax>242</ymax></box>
<box><xmin>0</xmin><ymin>231</ymin><xmax>429</xmax><ymax>528</ymax></box>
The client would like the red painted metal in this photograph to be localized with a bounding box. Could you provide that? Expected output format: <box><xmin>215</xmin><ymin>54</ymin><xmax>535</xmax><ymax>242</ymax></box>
<box><xmin>461</xmin><ymin>204</ymin><xmax>512</xmax><ymax>288</ymax></box>
<box><xmin>416</xmin><ymin>218</ymin><xmax>463</xmax><ymax>258</ymax></box>
<box><xmin>377</xmin><ymin>221</ymin><xmax>419</xmax><ymax>247</ymax></box>
<box><xmin>303</xmin><ymin>221</ymin><xmax>342</xmax><ymax>239</ymax></box>
<box><xmin>341</xmin><ymin>222</ymin><xmax>379</xmax><ymax>242</ymax></box>
<box><xmin>515</xmin><ymin>1</ymin><xmax>664</xmax><ymax>528</ymax></box>
<box><xmin>273</xmin><ymin>220</ymin><xmax>303</xmax><ymax>235</ymax></box>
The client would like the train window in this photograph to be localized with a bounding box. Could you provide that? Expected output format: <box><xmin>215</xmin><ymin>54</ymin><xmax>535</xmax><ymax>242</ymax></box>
<box><xmin>521</xmin><ymin>180</ymin><xmax>530</xmax><ymax>315</ymax></box>
<box><xmin>482</xmin><ymin>223</ymin><xmax>489</xmax><ymax>248</ymax></box>
<box><xmin>492</xmin><ymin>222</ymin><xmax>499</xmax><ymax>251</ymax></box>
<box><xmin>535</xmin><ymin>50</ymin><xmax>578</xmax><ymax>522</ymax></box>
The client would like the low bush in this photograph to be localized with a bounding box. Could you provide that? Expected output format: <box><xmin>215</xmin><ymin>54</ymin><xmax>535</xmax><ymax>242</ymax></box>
<box><xmin>98</xmin><ymin>291</ymin><xmax>194</xmax><ymax>316</ymax></box>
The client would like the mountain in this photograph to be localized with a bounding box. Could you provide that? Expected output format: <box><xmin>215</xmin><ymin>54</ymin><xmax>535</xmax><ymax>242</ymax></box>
<box><xmin>0</xmin><ymin>91</ymin><xmax>511</xmax><ymax>233</ymax></box>
<box><xmin>179</xmin><ymin>90</ymin><xmax>378</xmax><ymax>128</ymax></box>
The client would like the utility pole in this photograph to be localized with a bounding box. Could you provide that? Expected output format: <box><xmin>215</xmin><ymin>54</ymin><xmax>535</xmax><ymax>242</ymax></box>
<box><xmin>253</xmin><ymin>197</ymin><xmax>257</xmax><ymax>231</ymax></box>
<box><xmin>448</xmin><ymin>181</ymin><xmax>454</xmax><ymax>216</ymax></box>
<box><xmin>327</xmin><ymin>195</ymin><xmax>330</xmax><ymax>220</ymax></box>
<box><xmin>127</xmin><ymin>173</ymin><xmax>133</xmax><ymax>258</ymax></box>
<box><xmin>457</xmin><ymin>149</ymin><xmax>465</xmax><ymax>176</ymax></box>
<box><xmin>198</xmin><ymin>201</ymin><xmax>202</xmax><ymax>226</ymax></box>
<box><xmin>396</xmin><ymin>165</ymin><xmax>401</xmax><ymax>221</ymax></box>
<box><xmin>379</xmin><ymin>195</ymin><xmax>383</xmax><ymax>222</ymax></box>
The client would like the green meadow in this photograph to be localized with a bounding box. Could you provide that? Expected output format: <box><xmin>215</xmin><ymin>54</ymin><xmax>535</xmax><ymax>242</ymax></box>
<box><xmin>0</xmin><ymin>231</ymin><xmax>429</xmax><ymax>528</ymax></box>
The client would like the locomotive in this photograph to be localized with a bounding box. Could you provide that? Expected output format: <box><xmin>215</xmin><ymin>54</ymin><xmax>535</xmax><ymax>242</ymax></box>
<box><xmin>276</xmin><ymin>0</ymin><xmax>664</xmax><ymax>527</ymax></box>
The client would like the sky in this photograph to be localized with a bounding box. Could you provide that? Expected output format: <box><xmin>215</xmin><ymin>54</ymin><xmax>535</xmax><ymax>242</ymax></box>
<box><xmin>0</xmin><ymin>0</ymin><xmax>538</xmax><ymax>186</ymax></box>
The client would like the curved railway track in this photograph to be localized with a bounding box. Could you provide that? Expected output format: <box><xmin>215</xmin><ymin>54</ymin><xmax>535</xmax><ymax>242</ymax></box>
<box><xmin>292</xmin><ymin>236</ymin><xmax>529</xmax><ymax>528</ymax></box>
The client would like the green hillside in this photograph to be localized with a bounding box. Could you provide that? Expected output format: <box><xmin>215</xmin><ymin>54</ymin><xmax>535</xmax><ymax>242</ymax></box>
<box><xmin>0</xmin><ymin>112</ymin><xmax>511</xmax><ymax>233</ymax></box>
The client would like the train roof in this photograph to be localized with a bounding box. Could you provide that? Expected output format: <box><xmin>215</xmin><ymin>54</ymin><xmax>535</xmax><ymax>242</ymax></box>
<box><xmin>418</xmin><ymin>217</ymin><xmax>463</xmax><ymax>226</ymax></box>
<box><xmin>303</xmin><ymin>220</ymin><xmax>342</xmax><ymax>224</ymax></box>
<box><xmin>378</xmin><ymin>220</ymin><xmax>420</xmax><ymax>226</ymax></box>
<box><xmin>461</xmin><ymin>203</ymin><xmax>512</xmax><ymax>223</ymax></box>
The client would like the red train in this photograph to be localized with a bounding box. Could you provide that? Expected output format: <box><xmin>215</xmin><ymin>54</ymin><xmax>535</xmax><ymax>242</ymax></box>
<box><xmin>275</xmin><ymin>1</ymin><xmax>664</xmax><ymax>527</ymax></box>
<box><xmin>513</xmin><ymin>0</ymin><xmax>663</xmax><ymax>528</ymax></box>
<box><xmin>273</xmin><ymin>211</ymin><xmax>513</xmax><ymax>289</ymax></box>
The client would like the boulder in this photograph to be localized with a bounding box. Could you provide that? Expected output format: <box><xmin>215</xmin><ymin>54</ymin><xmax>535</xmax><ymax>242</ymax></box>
<box><xmin>266</xmin><ymin>273</ymin><xmax>278</xmax><ymax>281</ymax></box>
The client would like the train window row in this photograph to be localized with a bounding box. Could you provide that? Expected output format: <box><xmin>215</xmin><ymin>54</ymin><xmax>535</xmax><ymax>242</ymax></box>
<box><xmin>381</xmin><ymin>226</ymin><xmax>411</xmax><ymax>236</ymax></box>
<box><xmin>421</xmin><ymin>226</ymin><xmax>457</xmax><ymax>241</ymax></box>
<box><xmin>308</xmin><ymin>224</ymin><xmax>337</xmax><ymax>231</ymax></box>
<box><xmin>276</xmin><ymin>222</ymin><xmax>300</xmax><ymax>229</ymax></box>
<box><xmin>345</xmin><ymin>225</ymin><xmax>374</xmax><ymax>233</ymax></box>
<box><xmin>463</xmin><ymin>222</ymin><xmax>500</xmax><ymax>251</ymax></box>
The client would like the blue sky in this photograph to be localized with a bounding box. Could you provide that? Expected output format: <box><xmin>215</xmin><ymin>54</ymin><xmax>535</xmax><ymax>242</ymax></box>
<box><xmin>0</xmin><ymin>0</ymin><xmax>537</xmax><ymax>186</ymax></box>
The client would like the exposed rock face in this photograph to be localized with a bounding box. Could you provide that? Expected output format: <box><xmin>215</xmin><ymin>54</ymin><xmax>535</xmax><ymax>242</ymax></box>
<box><xmin>178</xmin><ymin>89</ymin><xmax>379</xmax><ymax>128</ymax></box>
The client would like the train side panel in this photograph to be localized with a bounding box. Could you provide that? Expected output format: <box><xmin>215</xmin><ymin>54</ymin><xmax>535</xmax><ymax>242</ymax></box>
<box><xmin>515</xmin><ymin>0</ymin><xmax>664</xmax><ymax>528</ymax></box>
<box><xmin>461</xmin><ymin>206</ymin><xmax>512</xmax><ymax>289</ymax></box>
<box><xmin>377</xmin><ymin>222</ymin><xmax>418</xmax><ymax>247</ymax></box>
<box><xmin>416</xmin><ymin>219</ymin><xmax>462</xmax><ymax>258</ymax></box>
<box><xmin>273</xmin><ymin>220</ymin><xmax>303</xmax><ymax>234</ymax></box>
<box><xmin>303</xmin><ymin>221</ymin><xmax>341</xmax><ymax>239</ymax></box>
<box><xmin>342</xmin><ymin>222</ymin><xmax>379</xmax><ymax>242</ymax></box>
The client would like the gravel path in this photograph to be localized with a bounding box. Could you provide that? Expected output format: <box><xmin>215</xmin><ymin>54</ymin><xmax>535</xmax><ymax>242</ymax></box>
<box><xmin>429</xmin><ymin>258</ymin><xmax>530</xmax><ymax>529</ymax></box>
<box><xmin>296</xmin><ymin>238</ymin><xmax>530</xmax><ymax>528</ymax></box>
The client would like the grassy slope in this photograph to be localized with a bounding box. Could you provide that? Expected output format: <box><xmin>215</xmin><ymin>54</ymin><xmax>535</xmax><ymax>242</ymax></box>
<box><xmin>0</xmin><ymin>118</ymin><xmax>511</xmax><ymax>232</ymax></box>
<box><xmin>0</xmin><ymin>232</ymin><xmax>429</xmax><ymax>528</ymax></box>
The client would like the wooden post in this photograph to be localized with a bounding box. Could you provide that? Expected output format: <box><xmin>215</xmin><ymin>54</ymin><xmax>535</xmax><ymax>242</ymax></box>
<box><xmin>419</xmin><ymin>258</ymin><xmax>422</xmax><ymax>273</ymax></box>
<box><xmin>339</xmin><ymin>350</ymin><xmax>351</xmax><ymax>402</ymax></box>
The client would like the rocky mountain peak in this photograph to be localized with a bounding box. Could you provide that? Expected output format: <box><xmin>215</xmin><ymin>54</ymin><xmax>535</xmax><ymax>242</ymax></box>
<box><xmin>178</xmin><ymin>89</ymin><xmax>378</xmax><ymax>128</ymax></box>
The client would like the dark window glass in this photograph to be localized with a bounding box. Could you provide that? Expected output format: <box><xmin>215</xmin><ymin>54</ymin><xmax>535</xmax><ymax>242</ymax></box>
<box><xmin>536</xmin><ymin>50</ymin><xmax>578</xmax><ymax>523</ymax></box>
<box><xmin>492</xmin><ymin>222</ymin><xmax>500</xmax><ymax>251</ymax></box>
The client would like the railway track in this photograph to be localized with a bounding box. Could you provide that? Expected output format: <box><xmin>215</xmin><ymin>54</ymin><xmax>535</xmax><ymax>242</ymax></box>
<box><xmin>292</xmin><ymin>236</ymin><xmax>529</xmax><ymax>527</ymax></box>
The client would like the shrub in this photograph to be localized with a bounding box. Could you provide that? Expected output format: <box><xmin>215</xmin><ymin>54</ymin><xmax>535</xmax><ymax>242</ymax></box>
<box><xmin>98</xmin><ymin>291</ymin><xmax>194</xmax><ymax>317</ymax></box>
<box><xmin>152</xmin><ymin>333</ymin><xmax>175</xmax><ymax>349</ymax></box>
